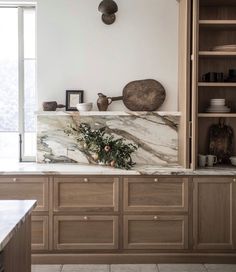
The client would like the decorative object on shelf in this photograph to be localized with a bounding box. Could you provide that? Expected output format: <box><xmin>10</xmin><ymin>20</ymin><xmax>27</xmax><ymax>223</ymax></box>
<box><xmin>98</xmin><ymin>0</ymin><xmax>118</xmax><ymax>25</ymax></box>
<box><xmin>208</xmin><ymin>118</ymin><xmax>234</xmax><ymax>164</ymax></box>
<box><xmin>122</xmin><ymin>79</ymin><xmax>166</xmax><ymax>111</ymax></box>
<box><xmin>206</xmin><ymin>99</ymin><xmax>231</xmax><ymax>113</ymax></box>
<box><xmin>65</xmin><ymin>123</ymin><xmax>138</xmax><ymax>170</ymax></box>
<box><xmin>198</xmin><ymin>154</ymin><xmax>207</xmax><ymax>167</ymax></box>
<box><xmin>229</xmin><ymin>156</ymin><xmax>236</xmax><ymax>166</ymax></box>
<box><xmin>212</xmin><ymin>44</ymin><xmax>236</xmax><ymax>52</ymax></box>
<box><xmin>225</xmin><ymin>69</ymin><xmax>236</xmax><ymax>82</ymax></box>
<box><xmin>98</xmin><ymin>79</ymin><xmax>166</xmax><ymax>111</ymax></box>
<box><xmin>206</xmin><ymin>155</ymin><xmax>217</xmax><ymax>167</ymax></box>
<box><xmin>66</xmin><ymin>90</ymin><xmax>84</xmax><ymax>111</ymax></box>
<box><xmin>42</xmin><ymin>101</ymin><xmax>65</xmax><ymax>111</ymax></box>
<box><xmin>97</xmin><ymin>93</ymin><xmax>122</xmax><ymax>111</ymax></box>
<box><xmin>202</xmin><ymin>72</ymin><xmax>224</xmax><ymax>82</ymax></box>
<box><xmin>76</xmin><ymin>102</ymin><xmax>93</xmax><ymax>112</ymax></box>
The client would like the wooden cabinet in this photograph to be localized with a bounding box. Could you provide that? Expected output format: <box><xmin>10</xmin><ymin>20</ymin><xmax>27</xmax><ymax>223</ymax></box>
<box><xmin>54</xmin><ymin>215</ymin><xmax>119</xmax><ymax>250</ymax></box>
<box><xmin>54</xmin><ymin>177</ymin><xmax>119</xmax><ymax>212</ymax></box>
<box><xmin>0</xmin><ymin>176</ymin><xmax>49</xmax><ymax>212</ymax></box>
<box><xmin>124</xmin><ymin>177</ymin><xmax>188</xmax><ymax>212</ymax></box>
<box><xmin>31</xmin><ymin>216</ymin><xmax>49</xmax><ymax>251</ymax></box>
<box><xmin>124</xmin><ymin>215</ymin><xmax>188</xmax><ymax>250</ymax></box>
<box><xmin>193</xmin><ymin>177</ymin><xmax>236</xmax><ymax>249</ymax></box>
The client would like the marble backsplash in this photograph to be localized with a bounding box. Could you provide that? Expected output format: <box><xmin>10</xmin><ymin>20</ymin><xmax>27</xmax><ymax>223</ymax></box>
<box><xmin>37</xmin><ymin>111</ymin><xmax>180</xmax><ymax>166</ymax></box>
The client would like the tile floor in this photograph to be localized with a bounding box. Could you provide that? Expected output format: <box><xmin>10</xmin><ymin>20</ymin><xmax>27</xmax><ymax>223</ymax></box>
<box><xmin>31</xmin><ymin>264</ymin><xmax>236</xmax><ymax>272</ymax></box>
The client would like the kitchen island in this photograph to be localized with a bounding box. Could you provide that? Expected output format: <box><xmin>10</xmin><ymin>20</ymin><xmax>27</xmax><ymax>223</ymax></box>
<box><xmin>0</xmin><ymin>200</ymin><xmax>36</xmax><ymax>272</ymax></box>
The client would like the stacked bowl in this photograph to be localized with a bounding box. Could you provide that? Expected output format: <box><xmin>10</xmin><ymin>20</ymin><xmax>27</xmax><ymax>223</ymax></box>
<box><xmin>206</xmin><ymin>99</ymin><xmax>230</xmax><ymax>113</ymax></box>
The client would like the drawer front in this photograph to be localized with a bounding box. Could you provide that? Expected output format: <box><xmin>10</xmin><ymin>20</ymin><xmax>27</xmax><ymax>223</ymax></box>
<box><xmin>124</xmin><ymin>215</ymin><xmax>188</xmax><ymax>249</ymax></box>
<box><xmin>0</xmin><ymin>177</ymin><xmax>49</xmax><ymax>212</ymax></box>
<box><xmin>124</xmin><ymin>177</ymin><xmax>188</xmax><ymax>212</ymax></box>
<box><xmin>54</xmin><ymin>177</ymin><xmax>119</xmax><ymax>212</ymax></box>
<box><xmin>31</xmin><ymin>216</ymin><xmax>49</xmax><ymax>251</ymax></box>
<box><xmin>54</xmin><ymin>215</ymin><xmax>119</xmax><ymax>250</ymax></box>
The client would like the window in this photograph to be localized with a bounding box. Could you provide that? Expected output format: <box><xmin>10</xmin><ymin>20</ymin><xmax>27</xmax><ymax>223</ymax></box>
<box><xmin>0</xmin><ymin>4</ymin><xmax>36</xmax><ymax>163</ymax></box>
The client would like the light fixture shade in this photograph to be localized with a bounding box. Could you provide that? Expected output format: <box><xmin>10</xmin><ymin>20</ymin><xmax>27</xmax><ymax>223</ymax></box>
<box><xmin>98</xmin><ymin>0</ymin><xmax>118</xmax><ymax>15</ymax></box>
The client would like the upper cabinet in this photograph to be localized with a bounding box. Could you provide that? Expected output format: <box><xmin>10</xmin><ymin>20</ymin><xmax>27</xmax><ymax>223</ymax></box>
<box><xmin>191</xmin><ymin>0</ymin><xmax>236</xmax><ymax>169</ymax></box>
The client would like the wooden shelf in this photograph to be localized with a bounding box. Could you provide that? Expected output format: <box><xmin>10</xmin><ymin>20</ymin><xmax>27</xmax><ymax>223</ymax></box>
<box><xmin>199</xmin><ymin>51</ymin><xmax>236</xmax><ymax>57</ymax></box>
<box><xmin>198</xmin><ymin>82</ymin><xmax>236</xmax><ymax>87</ymax></box>
<box><xmin>200</xmin><ymin>0</ymin><xmax>236</xmax><ymax>6</ymax></box>
<box><xmin>198</xmin><ymin>113</ymin><xmax>236</xmax><ymax>117</ymax></box>
<box><xmin>199</xmin><ymin>20</ymin><xmax>236</xmax><ymax>29</ymax></box>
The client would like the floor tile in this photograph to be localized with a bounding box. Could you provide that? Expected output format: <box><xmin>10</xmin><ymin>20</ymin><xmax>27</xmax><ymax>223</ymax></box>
<box><xmin>158</xmin><ymin>264</ymin><xmax>207</xmax><ymax>272</ymax></box>
<box><xmin>111</xmin><ymin>264</ymin><xmax>158</xmax><ymax>272</ymax></box>
<box><xmin>32</xmin><ymin>265</ymin><xmax>63</xmax><ymax>272</ymax></box>
<box><xmin>61</xmin><ymin>264</ymin><xmax>109</xmax><ymax>272</ymax></box>
<box><xmin>204</xmin><ymin>264</ymin><xmax>236</xmax><ymax>272</ymax></box>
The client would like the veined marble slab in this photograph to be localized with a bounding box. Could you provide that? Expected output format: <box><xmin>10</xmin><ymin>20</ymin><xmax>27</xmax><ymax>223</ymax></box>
<box><xmin>37</xmin><ymin>112</ymin><xmax>180</xmax><ymax>166</ymax></box>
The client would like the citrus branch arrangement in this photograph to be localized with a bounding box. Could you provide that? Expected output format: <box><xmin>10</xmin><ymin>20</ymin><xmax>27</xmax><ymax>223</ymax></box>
<box><xmin>65</xmin><ymin>123</ymin><xmax>138</xmax><ymax>170</ymax></box>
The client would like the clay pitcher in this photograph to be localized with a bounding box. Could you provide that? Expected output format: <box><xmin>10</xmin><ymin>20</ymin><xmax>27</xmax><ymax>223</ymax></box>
<box><xmin>97</xmin><ymin>93</ymin><xmax>113</xmax><ymax>111</ymax></box>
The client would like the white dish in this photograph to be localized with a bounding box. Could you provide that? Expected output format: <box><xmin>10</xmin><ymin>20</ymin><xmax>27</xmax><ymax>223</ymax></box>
<box><xmin>76</xmin><ymin>103</ymin><xmax>93</xmax><ymax>111</ymax></box>
<box><xmin>230</xmin><ymin>157</ymin><xmax>236</xmax><ymax>166</ymax></box>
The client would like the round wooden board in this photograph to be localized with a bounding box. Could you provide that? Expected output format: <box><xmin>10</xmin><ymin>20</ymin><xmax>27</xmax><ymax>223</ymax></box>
<box><xmin>122</xmin><ymin>79</ymin><xmax>166</xmax><ymax>111</ymax></box>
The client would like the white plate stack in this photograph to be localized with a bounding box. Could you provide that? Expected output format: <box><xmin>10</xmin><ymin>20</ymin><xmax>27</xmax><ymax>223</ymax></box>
<box><xmin>206</xmin><ymin>99</ymin><xmax>231</xmax><ymax>113</ymax></box>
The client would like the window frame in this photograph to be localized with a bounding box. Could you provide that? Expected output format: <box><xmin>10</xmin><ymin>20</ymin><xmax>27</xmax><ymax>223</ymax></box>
<box><xmin>0</xmin><ymin>3</ymin><xmax>36</xmax><ymax>162</ymax></box>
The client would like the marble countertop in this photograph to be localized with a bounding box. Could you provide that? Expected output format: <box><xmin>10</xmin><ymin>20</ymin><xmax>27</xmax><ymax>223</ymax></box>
<box><xmin>0</xmin><ymin>200</ymin><xmax>37</xmax><ymax>251</ymax></box>
<box><xmin>0</xmin><ymin>162</ymin><xmax>236</xmax><ymax>176</ymax></box>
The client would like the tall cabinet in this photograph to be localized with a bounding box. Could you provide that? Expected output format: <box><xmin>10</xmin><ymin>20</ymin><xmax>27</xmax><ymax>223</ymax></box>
<box><xmin>191</xmin><ymin>0</ymin><xmax>236</xmax><ymax>169</ymax></box>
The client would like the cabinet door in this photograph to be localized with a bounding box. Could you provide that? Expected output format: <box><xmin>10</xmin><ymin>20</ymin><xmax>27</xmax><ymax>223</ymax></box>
<box><xmin>31</xmin><ymin>216</ymin><xmax>49</xmax><ymax>251</ymax></box>
<box><xmin>54</xmin><ymin>177</ymin><xmax>119</xmax><ymax>212</ymax></box>
<box><xmin>124</xmin><ymin>215</ymin><xmax>188</xmax><ymax>250</ymax></box>
<box><xmin>124</xmin><ymin>177</ymin><xmax>188</xmax><ymax>212</ymax></box>
<box><xmin>0</xmin><ymin>177</ymin><xmax>49</xmax><ymax>212</ymax></box>
<box><xmin>54</xmin><ymin>215</ymin><xmax>119</xmax><ymax>250</ymax></box>
<box><xmin>193</xmin><ymin>177</ymin><xmax>235</xmax><ymax>250</ymax></box>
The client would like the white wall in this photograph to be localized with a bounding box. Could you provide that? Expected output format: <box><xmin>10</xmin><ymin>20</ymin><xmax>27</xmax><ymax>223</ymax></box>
<box><xmin>37</xmin><ymin>0</ymin><xmax>179</xmax><ymax>111</ymax></box>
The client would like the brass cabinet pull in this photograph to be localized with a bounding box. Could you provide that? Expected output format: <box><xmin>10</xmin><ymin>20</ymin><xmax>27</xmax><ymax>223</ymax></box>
<box><xmin>233</xmin><ymin>178</ymin><xmax>236</xmax><ymax>183</ymax></box>
<box><xmin>83</xmin><ymin>216</ymin><xmax>88</xmax><ymax>220</ymax></box>
<box><xmin>154</xmin><ymin>178</ymin><xmax>158</xmax><ymax>183</ymax></box>
<box><xmin>12</xmin><ymin>178</ymin><xmax>17</xmax><ymax>182</ymax></box>
<box><xmin>83</xmin><ymin>178</ymin><xmax>89</xmax><ymax>183</ymax></box>
<box><xmin>153</xmin><ymin>216</ymin><xmax>158</xmax><ymax>220</ymax></box>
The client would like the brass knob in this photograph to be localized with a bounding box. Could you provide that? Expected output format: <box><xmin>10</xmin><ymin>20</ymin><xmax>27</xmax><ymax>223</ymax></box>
<box><xmin>153</xmin><ymin>216</ymin><xmax>158</xmax><ymax>220</ymax></box>
<box><xmin>12</xmin><ymin>178</ymin><xmax>17</xmax><ymax>182</ymax></box>
<box><xmin>233</xmin><ymin>178</ymin><xmax>236</xmax><ymax>183</ymax></box>
<box><xmin>84</xmin><ymin>178</ymin><xmax>89</xmax><ymax>182</ymax></box>
<box><xmin>83</xmin><ymin>216</ymin><xmax>88</xmax><ymax>220</ymax></box>
<box><xmin>154</xmin><ymin>178</ymin><xmax>158</xmax><ymax>183</ymax></box>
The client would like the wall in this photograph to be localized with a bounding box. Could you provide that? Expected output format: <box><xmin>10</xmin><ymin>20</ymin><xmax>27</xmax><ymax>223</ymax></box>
<box><xmin>37</xmin><ymin>0</ymin><xmax>179</xmax><ymax>111</ymax></box>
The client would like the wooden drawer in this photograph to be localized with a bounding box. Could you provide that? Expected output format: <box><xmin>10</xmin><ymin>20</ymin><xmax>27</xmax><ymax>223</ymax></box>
<box><xmin>124</xmin><ymin>215</ymin><xmax>188</xmax><ymax>249</ymax></box>
<box><xmin>0</xmin><ymin>177</ymin><xmax>49</xmax><ymax>212</ymax></box>
<box><xmin>31</xmin><ymin>216</ymin><xmax>49</xmax><ymax>251</ymax></box>
<box><xmin>124</xmin><ymin>177</ymin><xmax>188</xmax><ymax>212</ymax></box>
<box><xmin>54</xmin><ymin>177</ymin><xmax>119</xmax><ymax>212</ymax></box>
<box><xmin>54</xmin><ymin>215</ymin><xmax>119</xmax><ymax>250</ymax></box>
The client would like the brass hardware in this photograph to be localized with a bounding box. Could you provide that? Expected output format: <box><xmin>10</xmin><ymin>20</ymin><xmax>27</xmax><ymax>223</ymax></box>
<box><xmin>233</xmin><ymin>178</ymin><xmax>236</xmax><ymax>183</ymax></box>
<box><xmin>153</xmin><ymin>216</ymin><xmax>158</xmax><ymax>220</ymax></box>
<box><xmin>12</xmin><ymin>178</ymin><xmax>17</xmax><ymax>182</ymax></box>
<box><xmin>154</xmin><ymin>178</ymin><xmax>158</xmax><ymax>182</ymax></box>
<box><xmin>83</xmin><ymin>216</ymin><xmax>88</xmax><ymax>220</ymax></box>
<box><xmin>84</xmin><ymin>178</ymin><xmax>89</xmax><ymax>182</ymax></box>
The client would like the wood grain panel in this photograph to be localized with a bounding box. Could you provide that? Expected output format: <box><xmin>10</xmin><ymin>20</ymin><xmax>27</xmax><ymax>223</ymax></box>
<box><xmin>54</xmin><ymin>177</ymin><xmax>119</xmax><ymax>212</ymax></box>
<box><xmin>124</xmin><ymin>177</ymin><xmax>188</xmax><ymax>212</ymax></box>
<box><xmin>193</xmin><ymin>177</ymin><xmax>234</xmax><ymax>249</ymax></box>
<box><xmin>124</xmin><ymin>215</ymin><xmax>188</xmax><ymax>250</ymax></box>
<box><xmin>0</xmin><ymin>177</ymin><xmax>49</xmax><ymax>212</ymax></box>
<box><xmin>54</xmin><ymin>215</ymin><xmax>119</xmax><ymax>250</ymax></box>
<box><xmin>31</xmin><ymin>216</ymin><xmax>49</xmax><ymax>251</ymax></box>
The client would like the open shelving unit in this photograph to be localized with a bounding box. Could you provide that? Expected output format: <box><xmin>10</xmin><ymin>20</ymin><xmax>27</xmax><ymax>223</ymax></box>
<box><xmin>191</xmin><ymin>0</ymin><xmax>236</xmax><ymax>169</ymax></box>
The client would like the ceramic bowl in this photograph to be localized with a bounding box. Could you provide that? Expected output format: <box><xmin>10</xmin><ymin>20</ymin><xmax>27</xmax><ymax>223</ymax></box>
<box><xmin>76</xmin><ymin>103</ymin><xmax>93</xmax><ymax>111</ymax></box>
<box><xmin>229</xmin><ymin>157</ymin><xmax>236</xmax><ymax>166</ymax></box>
